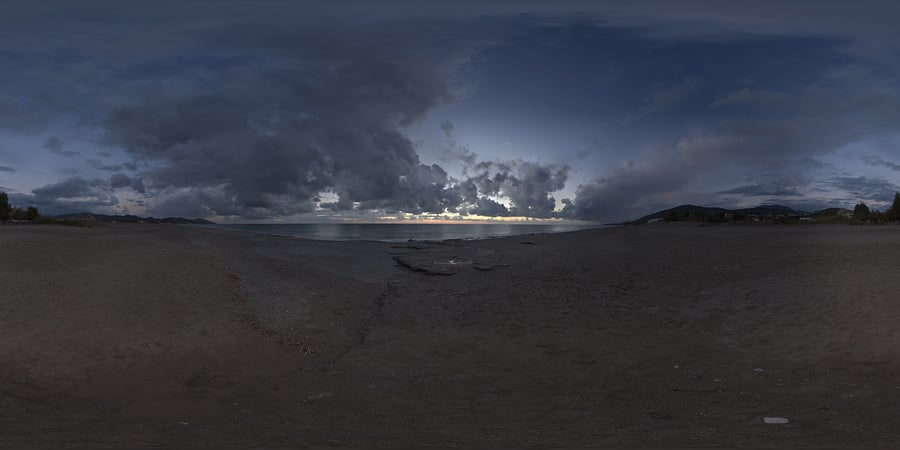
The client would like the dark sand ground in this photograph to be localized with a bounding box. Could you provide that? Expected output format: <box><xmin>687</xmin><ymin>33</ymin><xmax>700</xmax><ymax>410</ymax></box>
<box><xmin>2</xmin><ymin>223</ymin><xmax>900</xmax><ymax>448</ymax></box>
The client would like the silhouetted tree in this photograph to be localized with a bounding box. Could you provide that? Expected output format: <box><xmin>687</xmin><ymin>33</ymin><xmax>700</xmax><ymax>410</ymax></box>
<box><xmin>0</xmin><ymin>192</ymin><xmax>10</xmax><ymax>222</ymax></box>
<box><xmin>0</xmin><ymin>193</ymin><xmax>41</xmax><ymax>223</ymax></box>
<box><xmin>889</xmin><ymin>192</ymin><xmax>900</xmax><ymax>222</ymax></box>
<box><xmin>853</xmin><ymin>202</ymin><xmax>870</xmax><ymax>221</ymax></box>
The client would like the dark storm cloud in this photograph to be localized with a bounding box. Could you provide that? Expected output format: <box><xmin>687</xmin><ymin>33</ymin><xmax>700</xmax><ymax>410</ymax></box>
<box><xmin>22</xmin><ymin>176</ymin><xmax>118</xmax><ymax>214</ymax></box>
<box><xmin>465</xmin><ymin>160</ymin><xmax>568</xmax><ymax>218</ymax></box>
<box><xmin>561</xmin><ymin>160</ymin><xmax>685</xmax><ymax>221</ymax></box>
<box><xmin>862</xmin><ymin>155</ymin><xmax>900</xmax><ymax>172</ymax></box>
<box><xmin>468</xmin><ymin>197</ymin><xmax>510</xmax><ymax>217</ymax></box>
<box><xmin>565</xmin><ymin>63</ymin><xmax>900</xmax><ymax>221</ymax></box>
<box><xmin>44</xmin><ymin>137</ymin><xmax>83</xmax><ymax>160</ymax></box>
<box><xmin>439</xmin><ymin>122</ymin><xmax>477</xmax><ymax>166</ymax></box>
<box><xmin>828</xmin><ymin>176</ymin><xmax>900</xmax><ymax>202</ymax></box>
<box><xmin>53</xmin><ymin>148</ymin><xmax>82</xmax><ymax>158</ymax></box>
<box><xmin>703</xmin><ymin>74</ymin><xmax>900</xmax><ymax>164</ymax></box>
<box><xmin>0</xmin><ymin>165</ymin><xmax>16</xmax><ymax>173</ymax></box>
<box><xmin>96</xmin><ymin>30</ymin><xmax>476</xmax><ymax>218</ymax></box>
<box><xmin>31</xmin><ymin>176</ymin><xmax>106</xmax><ymax>199</ymax></box>
<box><xmin>43</xmin><ymin>137</ymin><xmax>64</xmax><ymax>151</ymax></box>
<box><xmin>717</xmin><ymin>184</ymin><xmax>802</xmax><ymax>197</ymax></box>
<box><xmin>149</xmin><ymin>189</ymin><xmax>224</xmax><ymax>219</ymax></box>
<box><xmin>87</xmin><ymin>159</ymin><xmax>123</xmax><ymax>172</ymax></box>
<box><xmin>109</xmin><ymin>173</ymin><xmax>131</xmax><ymax>189</ymax></box>
<box><xmin>0</xmin><ymin>97</ymin><xmax>53</xmax><ymax>133</ymax></box>
<box><xmin>441</xmin><ymin>122</ymin><xmax>569</xmax><ymax>218</ymax></box>
<box><xmin>2</xmin><ymin>1</ymin><xmax>899</xmax><ymax>220</ymax></box>
<box><xmin>0</xmin><ymin>2</ymin><xmax>518</xmax><ymax>218</ymax></box>
<box><xmin>109</xmin><ymin>172</ymin><xmax>143</xmax><ymax>193</ymax></box>
<box><xmin>9</xmin><ymin>1</ymin><xmax>891</xmax><ymax>50</ymax></box>
<box><xmin>93</xmin><ymin>22</ymin><xmax>577</xmax><ymax>220</ymax></box>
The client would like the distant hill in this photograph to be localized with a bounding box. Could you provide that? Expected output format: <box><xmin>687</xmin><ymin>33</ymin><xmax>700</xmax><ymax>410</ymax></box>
<box><xmin>630</xmin><ymin>204</ymin><xmax>811</xmax><ymax>224</ymax></box>
<box><xmin>811</xmin><ymin>208</ymin><xmax>845</xmax><ymax>218</ymax></box>
<box><xmin>53</xmin><ymin>213</ymin><xmax>215</xmax><ymax>225</ymax></box>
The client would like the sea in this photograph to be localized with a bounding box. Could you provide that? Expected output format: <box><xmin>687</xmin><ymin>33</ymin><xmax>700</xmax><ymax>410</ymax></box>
<box><xmin>203</xmin><ymin>222</ymin><xmax>605</xmax><ymax>242</ymax></box>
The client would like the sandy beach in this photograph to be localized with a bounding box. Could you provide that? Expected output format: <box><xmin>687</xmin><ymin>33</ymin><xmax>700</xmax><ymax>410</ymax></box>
<box><xmin>2</xmin><ymin>223</ymin><xmax>900</xmax><ymax>448</ymax></box>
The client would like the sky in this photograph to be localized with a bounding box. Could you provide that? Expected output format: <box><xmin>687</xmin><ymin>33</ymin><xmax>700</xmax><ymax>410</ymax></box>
<box><xmin>1</xmin><ymin>1</ymin><xmax>899</xmax><ymax>223</ymax></box>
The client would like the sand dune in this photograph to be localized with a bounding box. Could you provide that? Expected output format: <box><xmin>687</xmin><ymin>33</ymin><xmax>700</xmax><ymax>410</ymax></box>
<box><xmin>2</xmin><ymin>223</ymin><xmax>900</xmax><ymax>447</ymax></box>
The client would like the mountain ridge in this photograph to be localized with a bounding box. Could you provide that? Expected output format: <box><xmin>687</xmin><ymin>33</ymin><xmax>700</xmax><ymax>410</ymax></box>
<box><xmin>53</xmin><ymin>213</ymin><xmax>215</xmax><ymax>225</ymax></box>
<box><xmin>628</xmin><ymin>203</ymin><xmax>838</xmax><ymax>224</ymax></box>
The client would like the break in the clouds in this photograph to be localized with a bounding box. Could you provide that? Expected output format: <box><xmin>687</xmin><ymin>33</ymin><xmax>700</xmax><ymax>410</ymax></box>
<box><xmin>1</xmin><ymin>1</ymin><xmax>899</xmax><ymax>222</ymax></box>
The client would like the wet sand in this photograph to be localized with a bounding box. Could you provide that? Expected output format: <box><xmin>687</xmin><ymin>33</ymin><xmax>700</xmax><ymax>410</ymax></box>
<box><xmin>2</xmin><ymin>223</ymin><xmax>900</xmax><ymax>448</ymax></box>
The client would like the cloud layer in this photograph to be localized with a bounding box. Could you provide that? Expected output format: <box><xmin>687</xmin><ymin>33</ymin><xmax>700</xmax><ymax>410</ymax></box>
<box><xmin>1</xmin><ymin>2</ymin><xmax>899</xmax><ymax>221</ymax></box>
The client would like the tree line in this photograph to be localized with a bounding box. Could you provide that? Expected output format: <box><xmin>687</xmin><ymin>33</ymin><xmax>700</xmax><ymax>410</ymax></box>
<box><xmin>0</xmin><ymin>191</ymin><xmax>41</xmax><ymax>223</ymax></box>
<box><xmin>852</xmin><ymin>192</ymin><xmax>900</xmax><ymax>223</ymax></box>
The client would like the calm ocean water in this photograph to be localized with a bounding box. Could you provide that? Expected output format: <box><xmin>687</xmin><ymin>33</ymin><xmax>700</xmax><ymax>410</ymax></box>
<box><xmin>204</xmin><ymin>223</ymin><xmax>604</xmax><ymax>242</ymax></box>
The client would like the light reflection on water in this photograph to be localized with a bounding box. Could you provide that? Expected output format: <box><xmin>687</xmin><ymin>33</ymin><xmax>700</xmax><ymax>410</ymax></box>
<box><xmin>201</xmin><ymin>223</ymin><xmax>606</xmax><ymax>242</ymax></box>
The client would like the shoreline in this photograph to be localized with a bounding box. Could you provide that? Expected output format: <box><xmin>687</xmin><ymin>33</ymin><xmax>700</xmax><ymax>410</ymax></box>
<box><xmin>192</xmin><ymin>221</ymin><xmax>609</xmax><ymax>243</ymax></box>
